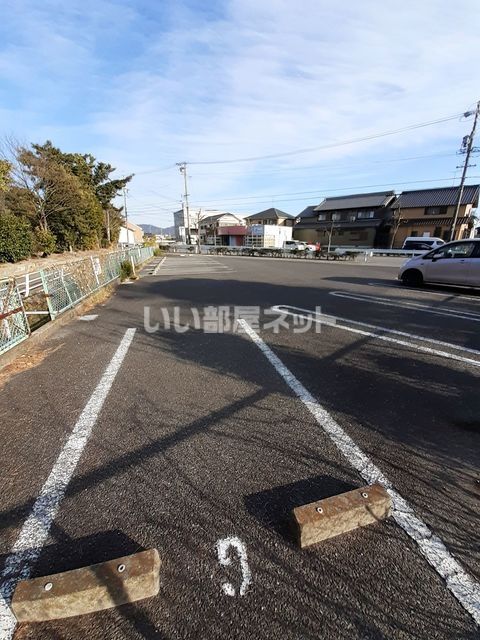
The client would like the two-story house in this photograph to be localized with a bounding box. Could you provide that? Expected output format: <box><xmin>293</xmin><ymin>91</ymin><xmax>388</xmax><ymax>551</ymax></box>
<box><xmin>390</xmin><ymin>185</ymin><xmax>479</xmax><ymax>247</ymax></box>
<box><xmin>294</xmin><ymin>191</ymin><xmax>396</xmax><ymax>248</ymax></box>
<box><xmin>198</xmin><ymin>212</ymin><xmax>246</xmax><ymax>246</ymax></box>
<box><xmin>243</xmin><ymin>208</ymin><xmax>295</xmax><ymax>248</ymax></box>
<box><xmin>174</xmin><ymin>207</ymin><xmax>228</xmax><ymax>244</ymax></box>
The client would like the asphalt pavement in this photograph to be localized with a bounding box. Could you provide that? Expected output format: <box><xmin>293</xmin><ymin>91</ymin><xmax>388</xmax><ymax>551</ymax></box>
<box><xmin>1</xmin><ymin>254</ymin><xmax>479</xmax><ymax>639</ymax></box>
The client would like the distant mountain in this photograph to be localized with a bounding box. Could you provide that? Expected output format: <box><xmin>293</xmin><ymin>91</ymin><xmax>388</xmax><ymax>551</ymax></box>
<box><xmin>140</xmin><ymin>224</ymin><xmax>175</xmax><ymax>235</ymax></box>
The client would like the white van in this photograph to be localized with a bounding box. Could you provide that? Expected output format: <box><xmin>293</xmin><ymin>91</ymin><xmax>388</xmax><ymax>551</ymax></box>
<box><xmin>402</xmin><ymin>236</ymin><xmax>445</xmax><ymax>251</ymax></box>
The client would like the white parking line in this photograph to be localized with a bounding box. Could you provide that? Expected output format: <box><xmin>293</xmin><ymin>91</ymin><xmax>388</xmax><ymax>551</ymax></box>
<box><xmin>367</xmin><ymin>282</ymin><xmax>480</xmax><ymax>302</ymax></box>
<box><xmin>239</xmin><ymin>319</ymin><xmax>480</xmax><ymax>625</ymax></box>
<box><xmin>0</xmin><ymin>328</ymin><xmax>136</xmax><ymax>639</ymax></box>
<box><xmin>271</xmin><ymin>305</ymin><xmax>480</xmax><ymax>369</ymax></box>
<box><xmin>272</xmin><ymin>304</ymin><xmax>480</xmax><ymax>357</ymax></box>
<box><xmin>330</xmin><ymin>291</ymin><xmax>480</xmax><ymax>322</ymax></box>
<box><xmin>155</xmin><ymin>257</ymin><xmax>234</xmax><ymax>277</ymax></box>
<box><xmin>152</xmin><ymin>256</ymin><xmax>166</xmax><ymax>275</ymax></box>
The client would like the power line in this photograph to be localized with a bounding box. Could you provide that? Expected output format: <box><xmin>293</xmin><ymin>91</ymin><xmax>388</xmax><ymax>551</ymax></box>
<box><xmin>127</xmin><ymin>176</ymin><xmax>480</xmax><ymax>214</ymax></box>
<box><xmin>132</xmin><ymin>163</ymin><xmax>177</xmax><ymax>176</ymax></box>
<box><xmin>189</xmin><ymin>151</ymin><xmax>458</xmax><ymax>177</ymax></box>
<box><xmin>184</xmin><ymin>177</ymin><xmax>480</xmax><ymax>209</ymax></box>
<box><xmin>127</xmin><ymin>150</ymin><xmax>461</xmax><ymax>212</ymax></box>
<box><xmin>186</xmin><ymin>113</ymin><xmax>466</xmax><ymax>165</ymax></box>
<box><xmin>185</xmin><ymin>176</ymin><xmax>478</xmax><ymax>205</ymax></box>
<box><xmin>115</xmin><ymin>111</ymin><xmax>467</xmax><ymax>177</ymax></box>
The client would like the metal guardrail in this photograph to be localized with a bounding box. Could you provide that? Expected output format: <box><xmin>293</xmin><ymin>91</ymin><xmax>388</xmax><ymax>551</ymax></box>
<box><xmin>195</xmin><ymin>246</ymin><xmax>425</xmax><ymax>259</ymax></box>
<box><xmin>0</xmin><ymin>278</ymin><xmax>30</xmax><ymax>355</ymax></box>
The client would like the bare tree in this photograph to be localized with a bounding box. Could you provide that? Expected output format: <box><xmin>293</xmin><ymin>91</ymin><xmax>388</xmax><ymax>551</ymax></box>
<box><xmin>389</xmin><ymin>206</ymin><xmax>403</xmax><ymax>249</ymax></box>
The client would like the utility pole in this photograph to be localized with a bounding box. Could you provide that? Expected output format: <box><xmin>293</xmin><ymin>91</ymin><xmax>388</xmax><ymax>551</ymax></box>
<box><xmin>327</xmin><ymin>218</ymin><xmax>335</xmax><ymax>256</ymax></box>
<box><xmin>177</xmin><ymin>162</ymin><xmax>191</xmax><ymax>246</ymax></box>
<box><xmin>123</xmin><ymin>187</ymin><xmax>130</xmax><ymax>246</ymax></box>
<box><xmin>106</xmin><ymin>208</ymin><xmax>111</xmax><ymax>244</ymax></box>
<box><xmin>450</xmin><ymin>101</ymin><xmax>480</xmax><ymax>242</ymax></box>
<box><xmin>196</xmin><ymin>208</ymin><xmax>202</xmax><ymax>254</ymax></box>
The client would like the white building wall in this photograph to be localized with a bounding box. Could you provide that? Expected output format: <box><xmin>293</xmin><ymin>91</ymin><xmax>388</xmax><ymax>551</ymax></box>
<box><xmin>118</xmin><ymin>226</ymin><xmax>136</xmax><ymax>245</ymax></box>
<box><xmin>245</xmin><ymin>224</ymin><xmax>292</xmax><ymax>248</ymax></box>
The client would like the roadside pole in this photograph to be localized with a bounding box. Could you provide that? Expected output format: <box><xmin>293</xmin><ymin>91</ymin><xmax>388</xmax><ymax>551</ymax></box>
<box><xmin>123</xmin><ymin>187</ymin><xmax>129</xmax><ymax>246</ymax></box>
<box><xmin>177</xmin><ymin>162</ymin><xmax>192</xmax><ymax>247</ymax></box>
<box><xmin>327</xmin><ymin>219</ymin><xmax>334</xmax><ymax>257</ymax></box>
<box><xmin>450</xmin><ymin>101</ymin><xmax>480</xmax><ymax>241</ymax></box>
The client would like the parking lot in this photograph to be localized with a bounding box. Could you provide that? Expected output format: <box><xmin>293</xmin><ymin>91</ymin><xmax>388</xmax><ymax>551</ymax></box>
<box><xmin>1</xmin><ymin>254</ymin><xmax>479</xmax><ymax>639</ymax></box>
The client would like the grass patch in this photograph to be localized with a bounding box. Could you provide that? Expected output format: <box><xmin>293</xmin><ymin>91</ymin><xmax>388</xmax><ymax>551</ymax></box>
<box><xmin>119</xmin><ymin>260</ymin><xmax>134</xmax><ymax>281</ymax></box>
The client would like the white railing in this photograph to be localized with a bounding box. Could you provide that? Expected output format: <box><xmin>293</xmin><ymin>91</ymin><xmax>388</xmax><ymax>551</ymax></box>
<box><xmin>0</xmin><ymin>247</ymin><xmax>155</xmax><ymax>355</ymax></box>
<box><xmin>15</xmin><ymin>271</ymin><xmax>44</xmax><ymax>297</ymax></box>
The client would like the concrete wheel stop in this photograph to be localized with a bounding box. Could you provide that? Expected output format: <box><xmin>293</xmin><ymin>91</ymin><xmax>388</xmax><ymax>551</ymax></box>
<box><xmin>11</xmin><ymin>548</ymin><xmax>161</xmax><ymax>622</ymax></box>
<box><xmin>292</xmin><ymin>483</ymin><xmax>392</xmax><ymax>548</ymax></box>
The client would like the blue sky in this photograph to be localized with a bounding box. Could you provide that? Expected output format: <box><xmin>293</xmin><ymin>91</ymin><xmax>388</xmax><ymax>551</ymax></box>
<box><xmin>1</xmin><ymin>0</ymin><xmax>479</xmax><ymax>227</ymax></box>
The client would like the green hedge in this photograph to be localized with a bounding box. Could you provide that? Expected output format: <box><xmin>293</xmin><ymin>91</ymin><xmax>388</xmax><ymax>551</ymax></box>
<box><xmin>0</xmin><ymin>212</ymin><xmax>33</xmax><ymax>263</ymax></box>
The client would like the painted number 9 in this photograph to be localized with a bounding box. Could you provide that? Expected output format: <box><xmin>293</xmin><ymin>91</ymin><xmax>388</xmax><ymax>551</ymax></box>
<box><xmin>216</xmin><ymin>537</ymin><xmax>251</xmax><ymax>597</ymax></box>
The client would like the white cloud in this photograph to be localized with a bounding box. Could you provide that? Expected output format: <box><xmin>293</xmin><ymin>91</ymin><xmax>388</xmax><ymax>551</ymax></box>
<box><xmin>1</xmin><ymin>0</ymin><xmax>479</xmax><ymax>224</ymax></box>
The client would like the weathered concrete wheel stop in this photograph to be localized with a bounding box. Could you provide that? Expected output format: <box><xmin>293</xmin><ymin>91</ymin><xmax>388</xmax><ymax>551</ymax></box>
<box><xmin>292</xmin><ymin>484</ymin><xmax>392</xmax><ymax>548</ymax></box>
<box><xmin>11</xmin><ymin>548</ymin><xmax>160</xmax><ymax>622</ymax></box>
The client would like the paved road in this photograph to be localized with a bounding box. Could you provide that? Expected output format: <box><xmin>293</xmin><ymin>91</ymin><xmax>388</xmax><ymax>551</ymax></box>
<box><xmin>1</xmin><ymin>254</ymin><xmax>479</xmax><ymax>639</ymax></box>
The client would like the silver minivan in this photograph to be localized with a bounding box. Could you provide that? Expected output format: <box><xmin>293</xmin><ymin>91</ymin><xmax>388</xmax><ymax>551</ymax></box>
<box><xmin>398</xmin><ymin>239</ymin><xmax>480</xmax><ymax>287</ymax></box>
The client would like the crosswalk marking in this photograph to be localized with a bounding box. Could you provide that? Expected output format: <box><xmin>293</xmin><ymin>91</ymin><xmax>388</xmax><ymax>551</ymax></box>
<box><xmin>143</xmin><ymin>256</ymin><xmax>234</xmax><ymax>277</ymax></box>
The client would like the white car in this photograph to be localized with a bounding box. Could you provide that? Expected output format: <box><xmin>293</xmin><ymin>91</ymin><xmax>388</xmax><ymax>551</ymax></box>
<box><xmin>283</xmin><ymin>240</ymin><xmax>306</xmax><ymax>250</ymax></box>
<box><xmin>402</xmin><ymin>236</ymin><xmax>445</xmax><ymax>251</ymax></box>
<box><xmin>398</xmin><ymin>239</ymin><xmax>480</xmax><ymax>288</ymax></box>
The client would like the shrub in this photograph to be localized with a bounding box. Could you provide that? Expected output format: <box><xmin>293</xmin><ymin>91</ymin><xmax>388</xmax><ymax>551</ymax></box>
<box><xmin>0</xmin><ymin>212</ymin><xmax>33</xmax><ymax>262</ymax></box>
<box><xmin>153</xmin><ymin>248</ymin><xmax>164</xmax><ymax>257</ymax></box>
<box><xmin>119</xmin><ymin>259</ymin><xmax>134</xmax><ymax>281</ymax></box>
<box><xmin>33</xmin><ymin>227</ymin><xmax>56</xmax><ymax>256</ymax></box>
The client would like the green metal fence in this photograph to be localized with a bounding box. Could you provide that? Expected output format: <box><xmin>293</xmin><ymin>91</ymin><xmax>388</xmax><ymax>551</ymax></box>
<box><xmin>0</xmin><ymin>278</ymin><xmax>30</xmax><ymax>355</ymax></box>
<box><xmin>41</xmin><ymin>247</ymin><xmax>154</xmax><ymax>319</ymax></box>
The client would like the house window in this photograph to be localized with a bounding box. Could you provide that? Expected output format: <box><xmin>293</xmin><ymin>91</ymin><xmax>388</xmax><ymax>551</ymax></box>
<box><xmin>332</xmin><ymin>213</ymin><xmax>342</xmax><ymax>221</ymax></box>
<box><xmin>349</xmin><ymin>214</ymin><xmax>356</xmax><ymax>221</ymax></box>
<box><xmin>357</xmin><ymin>211</ymin><xmax>375</xmax><ymax>219</ymax></box>
<box><xmin>425</xmin><ymin>206</ymin><xmax>448</xmax><ymax>215</ymax></box>
<box><xmin>318</xmin><ymin>214</ymin><xmax>327</xmax><ymax>221</ymax></box>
